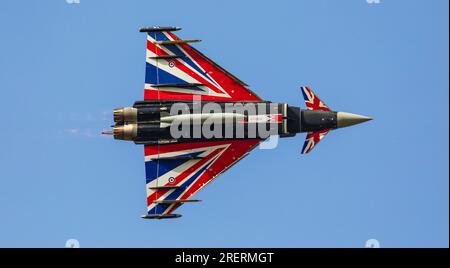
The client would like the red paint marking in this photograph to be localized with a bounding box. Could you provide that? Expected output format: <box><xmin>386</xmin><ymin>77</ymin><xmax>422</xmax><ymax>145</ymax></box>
<box><xmin>304</xmin><ymin>129</ymin><xmax>329</xmax><ymax>153</ymax></box>
<box><xmin>146</xmin><ymin>148</ymin><xmax>223</xmax><ymax>206</ymax></box>
<box><xmin>146</xmin><ymin>38</ymin><xmax>229</xmax><ymax>96</ymax></box>
<box><xmin>145</xmin><ymin>90</ymin><xmax>260</xmax><ymax>102</ymax></box>
<box><xmin>304</xmin><ymin>87</ymin><xmax>330</xmax><ymax>111</ymax></box>
<box><xmin>151</xmin><ymin>32</ymin><xmax>261</xmax><ymax>102</ymax></box>
<box><xmin>176</xmin><ymin>139</ymin><xmax>260</xmax><ymax>203</ymax></box>
<box><xmin>144</xmin><ymin>139</ymin><xmax>261</xmax><ymax>214</ymax></box>
<box><xmin>274</xmin><ymin>114</ymin><xmax>283</xmax><ymax>122</ymax></box>
<box><xmin>145</xmin><ymin>140</ymin><xmax>241</xmax><ymax>156</ymax></box>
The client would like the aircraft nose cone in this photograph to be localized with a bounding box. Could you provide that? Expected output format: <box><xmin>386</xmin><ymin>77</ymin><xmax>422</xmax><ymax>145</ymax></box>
<box><xmin>337</xmin><ymin>112</ymin><xmax>372</xmax><ymax>128</ymax></box>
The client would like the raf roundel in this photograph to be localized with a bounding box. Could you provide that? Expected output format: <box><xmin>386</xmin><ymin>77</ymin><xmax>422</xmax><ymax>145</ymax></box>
<box><xmin>168</xmin><ymin>60</ymin><xmax>175</xmax><ymax>68</ymax></box>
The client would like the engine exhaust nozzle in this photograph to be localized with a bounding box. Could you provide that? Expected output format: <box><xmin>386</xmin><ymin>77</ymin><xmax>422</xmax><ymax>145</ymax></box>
<box><xmin>113</xmin><ymin>107</ymin><xmax>138</xmax><ymax>123</ymax></box>
<box><xmin>113</xmin><ymin>124</ymin><xmax>137</xmax><ymax>140</ymax></box>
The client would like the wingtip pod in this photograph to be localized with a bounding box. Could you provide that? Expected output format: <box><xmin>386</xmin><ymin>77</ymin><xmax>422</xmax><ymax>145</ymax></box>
<box><xmin>141</xmin><ymin>214</ymin><xmax>182</xmax><ymax>219</ymax></box>
<box><xmin>139</xmin><ymin>26</ymin><xmax>181</xmax><ymax>32</ymax></box>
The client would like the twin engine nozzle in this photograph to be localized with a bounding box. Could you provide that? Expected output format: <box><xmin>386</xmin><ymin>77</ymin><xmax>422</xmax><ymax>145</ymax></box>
<box><xmin>112</xmin><ymin>107</ymin><xmax>138</xmax><ymax>140</ymax></box>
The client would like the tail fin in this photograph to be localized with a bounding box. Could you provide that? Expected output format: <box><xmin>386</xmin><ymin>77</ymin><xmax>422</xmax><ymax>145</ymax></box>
<box><xmin>300</xmin><ymin>86</ymin><xmax>331</xmax><ymax>111</ymax></box>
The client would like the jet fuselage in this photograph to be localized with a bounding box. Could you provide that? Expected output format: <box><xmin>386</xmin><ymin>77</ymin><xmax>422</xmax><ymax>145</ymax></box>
<box><xmin>111</xmin><ymin>100</ymin><xmax>340</xmax><ymax>144</ymax></box>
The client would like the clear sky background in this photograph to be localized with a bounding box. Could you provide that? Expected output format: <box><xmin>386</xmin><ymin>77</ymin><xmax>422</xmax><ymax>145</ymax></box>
<box><xmin>0</xmin><ymin>0</ymin><xmax>448</xmax><ymax>248</ymax></box>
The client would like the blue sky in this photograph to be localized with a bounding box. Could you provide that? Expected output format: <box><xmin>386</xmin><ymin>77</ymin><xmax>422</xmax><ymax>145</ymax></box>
<box><xmin>0</xmin><ymin>0</ymin><xmax>448</xmax><ymax>247</ymax></box>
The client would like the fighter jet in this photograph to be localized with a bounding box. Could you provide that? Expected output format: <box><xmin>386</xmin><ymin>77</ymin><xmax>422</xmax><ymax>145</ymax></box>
<box><xmin>104</xmin><ymin>27</ymin><xmax>372</xmax><ymax>219</ymax></box>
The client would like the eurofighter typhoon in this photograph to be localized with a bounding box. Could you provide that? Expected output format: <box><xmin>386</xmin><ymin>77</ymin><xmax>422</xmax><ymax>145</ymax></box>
<box><xmin>103</xmin><ymin>27</ymin><xmax>372</xmax><ymax>219</ymax></box>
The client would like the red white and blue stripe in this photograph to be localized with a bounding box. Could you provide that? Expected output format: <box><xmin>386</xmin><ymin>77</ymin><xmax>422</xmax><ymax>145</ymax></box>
<box><xmin>301</xmin><ymin>86</ymin><xmax>331</xmax><ymax>111</ymax></box>
<box><xmin>144</xmin><ymin>31</ymin><xmax>262</xmax><ymax>102</ymax></box>
<box><xmin>144</xmin><ymin>140</ymin><xmax>260</xmax><ymax>216</ymax></box>
<box><xmin>301</xmin><ymin>128</ymin><xmax>330</xmax><ymax>154</ymax></box>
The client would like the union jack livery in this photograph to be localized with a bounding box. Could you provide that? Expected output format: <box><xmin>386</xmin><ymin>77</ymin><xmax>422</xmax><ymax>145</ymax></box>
<box><xmin>301</xmin><ymin>86</ymin><xmax>331</xmax><ymax>111</ymax></box>
<box><xmin>301</xmin><ymin>129</ymin><xmax>330</xmax><ymax>154</ymax></box>
<box><xmin>104</xmin><ymin>26</ymin><xmax>372</xmax><ymax>219</ymax></box>
<box><xmin>144</xmin><ymin>27</ymin><xmax>261</xmax><ymax>102</ymax></box>
<box><xmin>144</xmin><ymin>140</ymin><xmax>260</xmax><ymax>218</ymax></box>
